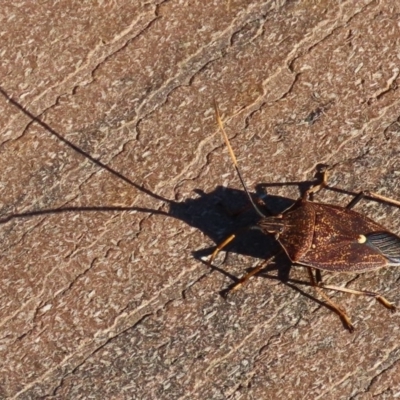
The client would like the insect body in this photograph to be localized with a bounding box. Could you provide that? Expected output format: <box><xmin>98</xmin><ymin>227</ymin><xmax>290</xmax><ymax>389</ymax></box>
<box><xmin>264</xmin><ymin>200</ymin><xmax>400</xmax><ymax>274</ymax></box>
<box><xmin>210</xmin><ymin>102</ymin><xmax>400</xmax><ymax>332</ymax></box>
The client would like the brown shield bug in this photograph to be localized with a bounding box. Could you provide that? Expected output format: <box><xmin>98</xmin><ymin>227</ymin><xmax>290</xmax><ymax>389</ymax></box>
<box><xmin>209</xmin><ymin>101</ymin><xmax>400</xmax><ymax>332</ymax></box>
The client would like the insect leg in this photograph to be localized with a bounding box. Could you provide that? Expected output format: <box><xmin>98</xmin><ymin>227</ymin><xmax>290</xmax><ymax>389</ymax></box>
<box><xmin>347</xmin><ymin>191</ymin><xmax>400</xmax><ymax>209</ymax></box>
<box><xmin>228</xmin><ymin>251</ymin><xmax>281</xmax><ymax>293</ymax></box>
<box><xmin>208</xmin><ymin>226</ymin><xmax>254</xmax><ymax>266</ymax></box>
<box><xmin>314</xmin><ymin>283</ymin><xmax>396</xmax><ymax>311</ymax></box>
<box><xmin>209</xmin><ymin>234</ymin><xmax>237</xmax><ymax>266</ymax></box>
<box><xmin>306</xmin><ymin>267</ymin><xmax>355</xmax><ymax>332</ymax></box>
<box><xmin>303</xmin><ymin>167</ymin><xmax>329</xmax><ymax>200</ymax></box>
<box><xmin>346</xmin><ymin>192</ymin><xmax>366</xmax><ymax>209</ymax></box>
<box><xmin>366</xmin><ymin>191</ymin><xmax>400</xmax><ymax>208</ymax></box>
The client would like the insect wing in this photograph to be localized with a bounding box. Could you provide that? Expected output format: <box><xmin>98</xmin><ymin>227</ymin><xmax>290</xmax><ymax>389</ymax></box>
<box><xmin>366</xmin><ymin>231</ymin><xmax>400</xmax><ymax>264</ymax></box>
<box><xmin>292</xmin><ymin>202</ymin><xmax>397</xmax><ymax>272</ymax></box>
<box><xmin>299</xmin><ymin>241</ymin><xmax>388</xmax><ymax>272</ymax></box>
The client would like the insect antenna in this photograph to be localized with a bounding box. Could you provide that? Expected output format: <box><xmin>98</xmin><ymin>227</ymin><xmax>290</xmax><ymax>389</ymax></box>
<box><xmin>214</xmin><ymin>100</ymin><xmax>267</xmax><ymax>219</ymax></box>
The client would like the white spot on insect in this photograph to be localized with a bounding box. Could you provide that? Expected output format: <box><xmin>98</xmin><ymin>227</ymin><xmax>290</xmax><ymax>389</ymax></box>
<box><xmin>358</xmin><ymin>234</ymin><xmax>367</xmax><ymax>243</ymax></box>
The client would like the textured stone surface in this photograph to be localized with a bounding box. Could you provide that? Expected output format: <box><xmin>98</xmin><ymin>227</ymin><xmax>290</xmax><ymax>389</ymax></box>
<box><xmin>1</xmin><ymin>1</ymin><xmax>400</xmax><ymax>399</ymax></box>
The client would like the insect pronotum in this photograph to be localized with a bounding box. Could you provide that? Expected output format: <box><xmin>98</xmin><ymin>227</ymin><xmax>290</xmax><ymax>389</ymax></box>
<box><xmin>209</xmin><ymin>101</ymin><xmax>400</xmax><ymax>332</ymax></box>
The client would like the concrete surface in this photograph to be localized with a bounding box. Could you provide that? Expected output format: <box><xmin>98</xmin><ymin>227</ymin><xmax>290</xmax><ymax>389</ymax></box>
<box><xmin>1</xmin><ymin>0</ymin><xmax>400</xmax><ymax>399</ymax></box>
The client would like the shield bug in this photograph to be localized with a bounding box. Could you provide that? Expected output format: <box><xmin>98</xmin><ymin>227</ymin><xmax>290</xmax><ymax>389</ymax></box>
<box><xmin>209</xmin><ymin>101</ymin><xmax>400</xmax><ymax>332</ymax></box>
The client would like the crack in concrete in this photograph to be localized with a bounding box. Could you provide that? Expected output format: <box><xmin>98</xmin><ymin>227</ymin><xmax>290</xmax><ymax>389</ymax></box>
<box><xmin>224</xmin><ymin>316</ymin><xmax>303</xmax><ymax>399</ymax></box>
<box><xmin>1</xmin><ymin>2</ymin><xmax>296</xmax><ymax>236</ymax></box>
<box><xmin>45</xmin><ymin>312</ymin><xmax>153</xmax><ymax>399</ymax></box>
<box><xmin>0</xmin><ymin>3</ymin><xmax>161</xmax><ymax>147</ymax></box>
<box><xmin>305</xmin><ymin>95</ymin><xmax>400</xmax><ymax>178</ymax></box>
<box><xmin>179</xmin><ymin>297</ymin><xmax>296</xmax><ymax>400</ymax></box>
<box><xmin>350</xmin><ymin>355</ymin><xmax>400</xmax><ymax>399</ymax></box>
<box><xmin>369</xmin><ymin>67</ymin><xmax>400</xmax><ymax>102</ymax></box>
<box><xmin>12</xmin><ymin>262</ymin><xmax>198</xmax><ymax>398</ymax></box>
<box><xmin>3</xmin><ymin>1</ymin><xmax>400</xmax><ymax>397</ymax></box>
<box><xmin>168</xmin><ymin>1</ymin><xmax>379</xmax><ymax>202</ymax></box>
<box><xmin>316</xmin><ymin>344</ymin><xmax>400</xmax><ymax>400</ymax></box>
<box><xmin>0</xmin><ymin>0</ymin><xmax>381</xmax><ymax>222</ymax></box>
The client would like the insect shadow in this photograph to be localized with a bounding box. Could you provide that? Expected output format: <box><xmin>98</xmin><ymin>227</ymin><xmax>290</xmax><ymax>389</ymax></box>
<box><xmin>0</xmin><ymin>104</ymin><xmax>318</xmax><ymax>291</ymax></box>
<box><xmin>188</xmin><ymin>175</ymin><xmax>334</xmax><ymax>295</ymax></box>
<box><xmin>1</xmin><ymin>86</ymin><xmax>384</xmax><ymax>328</ymax></box>
<box><xmin>188</xmin><ymin>186</ymin><xmax>293</xmax><ymax>279</ymax></box>
<box><xmin>0</xmin><ymin>180</ymin><xmax>321</xmax><ymax>298</ymax></box>
<box><xmin>0</xmin><ymin>84</ymin><xmax>314</xmax><ymax>275</ymax></box>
